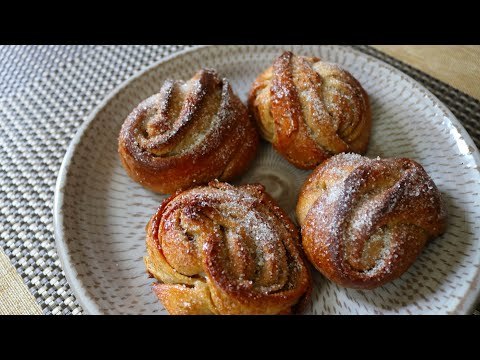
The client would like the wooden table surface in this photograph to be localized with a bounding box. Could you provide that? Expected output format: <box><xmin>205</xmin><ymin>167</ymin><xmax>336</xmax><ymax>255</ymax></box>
<box><xmin>372</xmin><ymin>45</ymin><xmax>480</xmax><ymax>100</ymax></box>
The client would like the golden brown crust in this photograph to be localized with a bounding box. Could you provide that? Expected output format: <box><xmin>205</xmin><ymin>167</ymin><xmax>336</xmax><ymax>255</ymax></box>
<box><xmin>249</xmin><ymin>51</ymin><xmax>371</xmax><ymax>169</ymax></box>
<box><xmin>145</xmin><ymin>180</ymin><xmax>312</xmax><ymax>314</ymax></box>
<box><xmin>296</xmin><ymin>153</ymin><xmax>447</xmax><ymax>289</ymax></box>
<box><xmin>119</xmin><ymin>69</ymin><xmax>259</xmax><ymax>194</ymax></box>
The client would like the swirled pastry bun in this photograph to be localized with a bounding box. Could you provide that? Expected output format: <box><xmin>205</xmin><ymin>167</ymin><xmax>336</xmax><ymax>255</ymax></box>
<box><xmin>249</xmin><ymin>51</ymin><xmax>371</xmax><ymax>169</ymax></box>
<box><xmin>119</xmin><ymin>69</ymin><xmax>259</xmax><ymax>194</ymax></box>
<box><xmin>296</xmin><ymin>153</ymin><xmax>447</xmax><ymax>289</ymax></box>
<box><xmin>145</xmin><ymin>180</ymin><xmax>312</xmax><ymax>315</ymax></box>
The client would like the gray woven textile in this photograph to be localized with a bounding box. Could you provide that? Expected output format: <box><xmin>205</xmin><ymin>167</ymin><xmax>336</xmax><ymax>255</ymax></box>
<box><xmin>0</xmin><ymin>45</ymin><xmax>478</xmax><ymax>315</ymax></box>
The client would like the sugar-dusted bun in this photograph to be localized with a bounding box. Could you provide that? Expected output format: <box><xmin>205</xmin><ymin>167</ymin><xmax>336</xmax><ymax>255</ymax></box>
<box><xmin>296</xmin><ymin>153</ymin><xmax>447</xmax><ymax>289</ymax></box>
<box><xmin>249</xmin><ymin>51</ymin><xmax>371</xmax><ymax>169</ymax></box>
<box><xmin>119</xmin><ymin>69</ymin><xmax>259</xmax><ymax>194</ymax></box>
<box><xmin>145</xmin><ymin>180</ymin><xmax>312</xmax><ymax>314</ymax></box>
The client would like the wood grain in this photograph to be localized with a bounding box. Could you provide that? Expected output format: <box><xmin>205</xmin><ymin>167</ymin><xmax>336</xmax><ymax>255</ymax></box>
<box><xmin>0</xmin><ymin>250</ymin><xmax>42</xmax><ymax>315</ymax></box>
<box><xmin>372</xmin><ymin>46</ymin><xmax>480</xmax><ymax>100</ymax></box>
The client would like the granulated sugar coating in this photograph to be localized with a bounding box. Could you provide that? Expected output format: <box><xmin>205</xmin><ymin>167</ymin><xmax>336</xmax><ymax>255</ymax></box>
<box><xmin>144</xmin><ymin>181</ymin><xmax>312</xmax><ymax>314</ymax></box>
<box><xmin>248</xmin><ymin>51</ymin><xmax>371</xmax><ymax>169</ymax></box>
<box><xmin>297</xmin><ymin>153</ymin><xmax>447</xmax><ymax>290</ymax></box>
<box><xmin>118</xmin><ymin>68</ymin><xmax>259</xmax><ymax>194</ymax></box>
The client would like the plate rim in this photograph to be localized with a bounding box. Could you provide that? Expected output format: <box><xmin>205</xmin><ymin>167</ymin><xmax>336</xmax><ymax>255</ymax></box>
<box><xmin>53</xmin><ymin>45</ymin><xmax>480</xmax><ymax>315</ymax></box>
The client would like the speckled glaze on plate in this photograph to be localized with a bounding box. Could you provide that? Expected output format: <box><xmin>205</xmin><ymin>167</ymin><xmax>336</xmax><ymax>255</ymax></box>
<box><xmin>54</xmin><ymin>45</ymin><xmax>480</xmax><ymax>314</ymax></box>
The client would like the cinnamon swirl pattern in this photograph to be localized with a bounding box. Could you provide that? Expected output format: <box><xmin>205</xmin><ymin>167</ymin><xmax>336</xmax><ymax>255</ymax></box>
<box><xmin>249</xmin><ymin>51</ymin><xmax>371</xmax><ymax>169</ymax></box>
<box><xmin>296</xmin><ymin>153</ymin><xmax>447</xmax><ymax>289</ymax></box>
<box><xmin>118</xmin><ymin>69</ymin><xmax>259</xmax><ymax>194</ymax></box>
<box><xmin>145</xmin><ymin>181</ymin><xmax>312</xmax><ymax>314</ymax></box>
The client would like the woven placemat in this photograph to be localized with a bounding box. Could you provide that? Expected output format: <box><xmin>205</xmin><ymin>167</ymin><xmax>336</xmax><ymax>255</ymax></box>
<box><xmin>0</xmin><ymin>45</ymin><xmax>478</xmax><ymax>315</ymax></box>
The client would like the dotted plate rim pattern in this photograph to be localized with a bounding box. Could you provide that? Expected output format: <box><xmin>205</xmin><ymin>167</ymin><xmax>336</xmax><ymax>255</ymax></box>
<box><xmin>53</xmin><ymin>45</ymin><xmax>480</xmax><ymax>315</ymax></box>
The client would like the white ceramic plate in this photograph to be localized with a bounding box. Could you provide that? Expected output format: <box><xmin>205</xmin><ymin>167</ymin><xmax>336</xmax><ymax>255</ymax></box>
<box><xmin>54</xmin><ymin>45</ymin><xmax>480</xmax><ymax>314</ymax></box>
